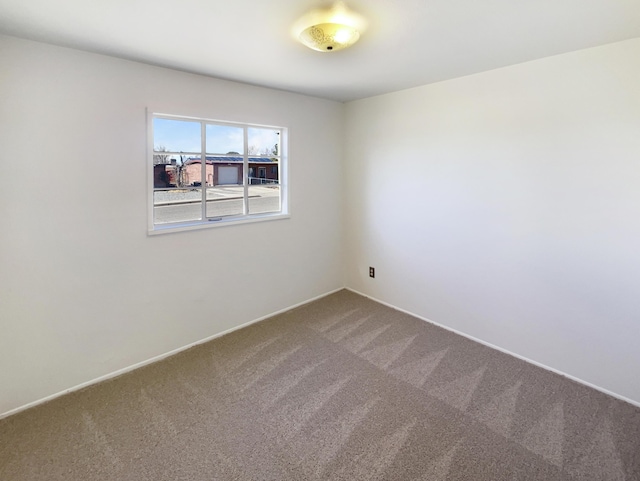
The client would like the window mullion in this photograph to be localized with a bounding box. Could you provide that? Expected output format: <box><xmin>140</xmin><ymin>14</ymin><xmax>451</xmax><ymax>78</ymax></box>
<box><xmin>201</xmin><ymin>121</ymin><xmax>206</xmax><ymax>220</ymax></box>
<box><xmin>243</xmin><ymin>127</ymin><xmax>249</xmax><ymax>215</ymax></box>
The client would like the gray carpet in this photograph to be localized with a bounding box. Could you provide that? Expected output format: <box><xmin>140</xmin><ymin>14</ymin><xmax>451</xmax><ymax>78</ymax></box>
<box><xmin>1</xmin><ymin>289</ymin><xmax>639</xmax><ymax>480</ymax></box>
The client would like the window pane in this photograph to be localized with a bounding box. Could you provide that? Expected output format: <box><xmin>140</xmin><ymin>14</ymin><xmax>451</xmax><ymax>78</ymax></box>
<box><xmin>248</xmin><ymin>161</ymin><xmax>279</xmax><ymax>185</ymax></box>
<box><xmin>153</xmin><ymin>155</ymin><xmax>192</xmax><ymax>188</ymax></box>
<box><xmin>248</xmin><ymin>185</ymin><xmax>281</xmax><ymax>215</ymax></box>
<box><xmin>212</xmin><ymin>161</ymin><xmax>242</xmax><ymax>186</ymax></box>
<box><xmin>181</xmin><ymin>156</ymin><xmax>212</xmax><ymax>187</ymax></box>
<box><xmin>206</xmin><ymin>186</ymin><xmax>244</xmax><ymax>218</ymax></box>
<box><xmin>153</xmin><ymin>118</ymin><xmax>201</xmax><ymax>153</ymax></box>
<box><xmin>206</xmin><ymin>124</ymin><xmax>243</xmax><ymax>155</ymax></box>
<box><xmin>248</xmin><ymin>128</ymin><xmax>280</xmax><ymax>156</ymax></box>
<box><xmin>153</xmin><ymin>189</ymin><xmax>202</xmax><ymax>224</ymax></box>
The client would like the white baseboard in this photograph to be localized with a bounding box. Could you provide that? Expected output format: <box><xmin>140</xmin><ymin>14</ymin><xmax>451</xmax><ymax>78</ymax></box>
<box><xmin>0</xmin><ymin>287</ymin><xmax>345</xmax><ymax>420</ymax></box>
<box><xmin>7</xmin><ymin>285</ymin><xmax>637</xmax><ymax>419</ymax></box>
<box><xmin>346</xmin><ymin>288</ymin><xmax>640</xmax><ymax>409</ymax></box>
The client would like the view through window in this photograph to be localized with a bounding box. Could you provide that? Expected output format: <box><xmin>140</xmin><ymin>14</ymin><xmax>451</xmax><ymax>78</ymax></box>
<box><xmin>150</xmin><ymin>114</ymin><xmax>285</xmax><ymax>231</ymax></box>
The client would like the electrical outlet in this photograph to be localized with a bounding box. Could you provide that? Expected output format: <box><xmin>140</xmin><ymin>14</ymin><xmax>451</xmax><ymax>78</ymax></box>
<box><xmin>369</xmin><ymin>267</ymin><xmax>375</xmax><ymax>278</ymax></box>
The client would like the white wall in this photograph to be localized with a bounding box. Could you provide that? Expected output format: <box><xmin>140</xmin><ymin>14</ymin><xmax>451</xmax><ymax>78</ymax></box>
<box><xmin>0</xmin><ymin>35</ymin><xmax>344</xmax><ymax>415</ymax></box>
<box><xmin>344</xmin><ymin>39</ymin><xmax>640</xmax><ymax>404</ymax></box>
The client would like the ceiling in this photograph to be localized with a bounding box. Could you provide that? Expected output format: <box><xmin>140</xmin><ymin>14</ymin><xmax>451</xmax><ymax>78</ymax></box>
<box><xmin>1</xmin><ymin>0</ymin><xmax>639</xmax><ymax>102</ymax></box>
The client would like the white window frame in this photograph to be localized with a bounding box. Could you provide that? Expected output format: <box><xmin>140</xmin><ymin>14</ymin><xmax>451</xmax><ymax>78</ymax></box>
<box><xmin>147</xmin><ymin>111</ymin><xmax>289</xmax><ymax>235</ymax></box>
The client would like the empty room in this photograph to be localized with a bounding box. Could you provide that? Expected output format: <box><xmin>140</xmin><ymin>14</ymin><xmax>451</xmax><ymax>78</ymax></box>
<box><xmin>1</xmin><ymin>0</ymin><xmax>639</xmax><ymax>479</ymax></box>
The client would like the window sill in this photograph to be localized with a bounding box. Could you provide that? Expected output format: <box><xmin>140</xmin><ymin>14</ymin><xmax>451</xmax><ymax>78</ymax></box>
<box><xmin>148</xmin><ymin>213</ymin><xmax>290</xmax><ymax>236</ymax></box>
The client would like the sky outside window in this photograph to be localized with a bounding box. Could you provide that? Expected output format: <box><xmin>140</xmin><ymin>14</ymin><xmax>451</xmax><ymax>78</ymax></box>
<box><xmin>154</xmin><ymin>118</ymin><xmax>280</xmax><ymax>156</ymax></box>
<box><xmin>153</xmin><ymin>118</ymin><xmax>201</xmax><ymax>152</ymax></box>
<box><xmin>206</xmin><ymin>124</ymin><xmax>243</xmax><ymax>154</ymax></box>
<box><xmin>248</xmin><ymin>128</ymin><xmax>280</xmax><ymax>156</ymax></box>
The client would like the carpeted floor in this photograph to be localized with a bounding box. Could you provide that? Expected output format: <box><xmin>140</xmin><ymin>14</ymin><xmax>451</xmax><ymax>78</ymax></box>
<box><xmin>1</xmin><ymin>289</ymin><xmax>639</xmax><ymax>480</ymax></box>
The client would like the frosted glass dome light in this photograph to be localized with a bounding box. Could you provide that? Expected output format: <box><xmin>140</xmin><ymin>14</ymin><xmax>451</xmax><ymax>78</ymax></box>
<box><xmin>293</xmin><ymin>2</ymin><xmax>366</xmax><ymax>52</ymax></box>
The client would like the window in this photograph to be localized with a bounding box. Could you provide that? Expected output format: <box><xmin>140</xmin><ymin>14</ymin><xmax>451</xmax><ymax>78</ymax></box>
<box><xmin>149</xmin><ymin>113</ymin><xmax>287</xmax><ymax>233</ymax></box>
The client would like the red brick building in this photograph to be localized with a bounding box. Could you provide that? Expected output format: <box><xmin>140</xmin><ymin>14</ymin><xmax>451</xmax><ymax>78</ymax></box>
<box><xmin>182</xmin><ymin>156</ymin><xmax>279</xmax><ymax>186</ymax></box>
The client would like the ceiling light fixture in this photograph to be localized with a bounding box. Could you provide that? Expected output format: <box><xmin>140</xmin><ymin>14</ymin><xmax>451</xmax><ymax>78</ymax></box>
<box><xmin>293</xmin><ymin>2</ymin><xmax>366</xmax><ymax>52</ymax></box>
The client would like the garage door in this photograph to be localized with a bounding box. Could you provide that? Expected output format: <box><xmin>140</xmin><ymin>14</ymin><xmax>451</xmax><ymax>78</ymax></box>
<box><xmin>218</xmin><ymin>166</ymin><xmax>239</xmax><ymax>185</ymax></box>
